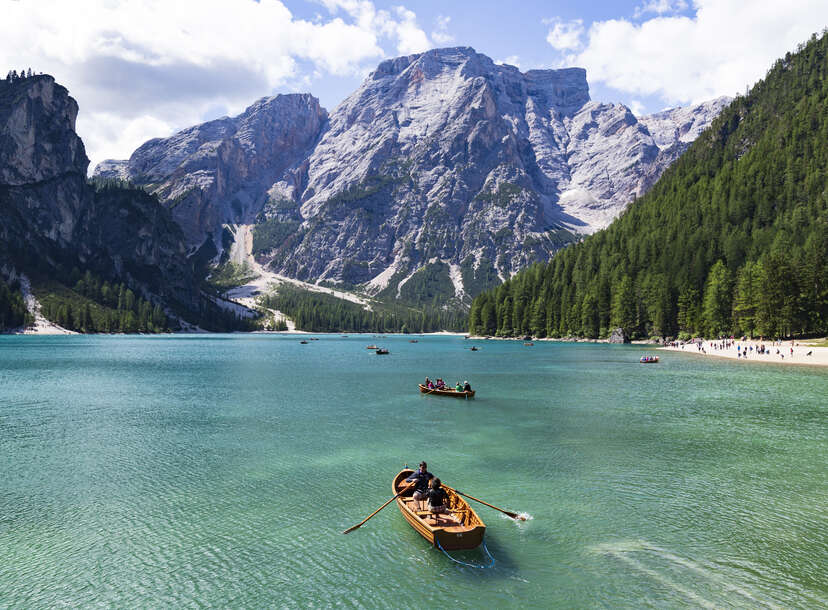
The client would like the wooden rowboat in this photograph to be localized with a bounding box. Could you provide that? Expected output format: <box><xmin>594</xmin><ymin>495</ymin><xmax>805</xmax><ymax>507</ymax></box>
<box><xmin>376</xmin><ymin>348</ymin><xmax>390</xmax><ymax>355</ymax></box>
<box><xmin>640</xmin><ymin>356</ymin><xmax>659</xmax><ymax>363</ymax></box>
<box><xmin>393</xmin><ymin>469</ymin><xmax>485</xmax><ymax>550</ymax></box>
<box><xmin>366</xmin><ymin>345</ymin><xmax>378</xmax><ymax>349</ymax></box>
<box><xmin>419</xmin><ymin>384</ymin><xmax>474</xmax><ymax>398</ymax></box>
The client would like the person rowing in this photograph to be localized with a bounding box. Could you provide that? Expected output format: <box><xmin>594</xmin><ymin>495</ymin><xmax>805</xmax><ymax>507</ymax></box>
<box><xmin>405</xmin><ymin>461</ymin><xmax>433</xmax><ymax>511</ymax></box>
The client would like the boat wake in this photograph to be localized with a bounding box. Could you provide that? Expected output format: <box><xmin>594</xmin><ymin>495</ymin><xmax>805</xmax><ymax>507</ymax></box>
<box><xmin>589</xmin><ymin>539</ymin><xmax>791</xmax><ymax>609</ymax></box>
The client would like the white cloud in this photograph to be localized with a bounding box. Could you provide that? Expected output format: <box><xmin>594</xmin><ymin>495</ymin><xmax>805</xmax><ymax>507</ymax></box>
<box><xmin>316</xmin><ymin>0</ymin><xmax>431</xmax><ymax>55</ymax></box>
<box><xmin>575</xmin><ymin>0</ymin><xmax>828</xmax><ymax>106</ymax></box>
<box><xmin>544</xmin><ymin>18</ymin><xmax>584</xmax><ymax>52</ymax></box>
<box><xmin>633</xmin><ymin>0</ymin><xmax>688</xmax><ymax>18</ymax></box>
<box><xmin>432</xmin><ymin>15</ymin><xmax>454</xmax><ymax>46</ymax></box>
<box><xmin>495</xmin><ymin>55</ymin><xmax>522</xmax><ymax>69</ymax></box>
<box><xmin>627</xmin><ymin>99</ymin><xmax>646</xmax><ymax>116</ymax></box>
<box><xmin>0</xmin><ymin>0</ymin><xmax>432</xmax><ymax>169</ymax></box>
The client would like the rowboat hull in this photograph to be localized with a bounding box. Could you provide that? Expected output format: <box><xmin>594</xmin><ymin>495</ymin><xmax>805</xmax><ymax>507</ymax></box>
<box><xmin>393</xmin><ymin>469</ymin><xmax>485</xmax><ymax>550</ymax></box>
<box><xmin>419</xmin><ymin>384</ymin><xmax>475</xmax><ymax>398</ymax></box>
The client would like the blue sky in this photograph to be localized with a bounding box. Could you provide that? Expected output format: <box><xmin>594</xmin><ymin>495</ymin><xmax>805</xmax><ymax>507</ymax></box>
<box><xmin>2</xmin><ymin>0</ymin><xmax>826</xmax><ymax>168</ymax></box>
<box><xmin>285</xmin><ymin>0</ymin><xmax>697</xmax><ymax>115</ymax></box>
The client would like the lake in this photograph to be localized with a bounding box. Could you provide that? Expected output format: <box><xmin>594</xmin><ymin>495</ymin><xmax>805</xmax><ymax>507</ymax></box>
<box><xmin>0</xmin><ymin>334</ymin><xmax>825</xmax><ymax>607</ymax></box>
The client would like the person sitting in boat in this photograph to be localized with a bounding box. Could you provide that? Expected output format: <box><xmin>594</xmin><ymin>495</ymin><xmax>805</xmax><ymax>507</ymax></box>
<box><xmin>455</xmin><ymin>381</ymin><xmax>463</xmax><ymax>392</ymax></box>
<box><xmin>436</xmin><ymin>378</ymin><xmax>445</xmax><ymax>389</ymax></box>
<box><xmin>463</xmin><ymin>380</ymin><xmax>471</xmax><ymax>392</ymax></box>
<box><xmin>426</xmin><ymin>477</ymin><xmax>450</xmax><ymax>523</ymax></box>
<box><xmin>424</xmin><ymin>377</ymin><xmax>432</xmax><ymax>389</ymax></box>
<box><xmin>405</xmin><ymin>461</ymin><xmax>434</xmax><ymax>510</ymax></box>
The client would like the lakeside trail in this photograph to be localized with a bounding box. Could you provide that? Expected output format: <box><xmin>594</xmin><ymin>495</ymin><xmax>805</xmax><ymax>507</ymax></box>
<box><xmin>661</xmin><ymin>339</ymin><xmax>828</xmax><ymax>367</ymax></box>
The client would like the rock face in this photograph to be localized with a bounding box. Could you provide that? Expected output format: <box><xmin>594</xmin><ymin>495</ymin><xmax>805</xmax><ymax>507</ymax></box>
<box><xmin>97</xmin><ymin>47</ymin><xmax>728</xmax><ymax>302</ymax></box>
<box><xmin>608</xmin><ymin>328</ymin><xmax>630</xmax><ymax>344</ymax></box>
<box><xmin>98</xmin><ymin>94</ymin><xmax>327</xmax><ymax>247</ymax></box>
<box><xmin>0</xmin><ymin>74</ymin><xmax>200</xmax><ymax>312</ymax></box>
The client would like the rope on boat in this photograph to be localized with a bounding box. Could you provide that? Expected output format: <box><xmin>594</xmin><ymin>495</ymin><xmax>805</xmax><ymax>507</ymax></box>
<box><xmin>435</xmin><ymin>537</ymin><xmax>495</xmax><ymax>569</ymax></box>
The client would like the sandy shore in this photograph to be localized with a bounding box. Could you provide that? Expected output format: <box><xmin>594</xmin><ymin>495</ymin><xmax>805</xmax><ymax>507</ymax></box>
<box><xmin>661</xmin><ymin>339</ymin><xmax>828</xmax><ymax>367</ymax></box>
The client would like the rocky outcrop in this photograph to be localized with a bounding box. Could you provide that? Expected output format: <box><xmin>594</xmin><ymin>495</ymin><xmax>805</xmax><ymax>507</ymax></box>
<box><xmin>97</xmin><ymin>47</ymin><xmax>729</xmax><ymax>302</ymax></box>
<box><xmin>98</xmin><ymin>94</ymin><xmax>327</xmax><ymax>247</ymax></box>
<box><xmin>0</xmin><ymin>74</ymin><xmax>200</xmax><ymax>313</ymax></box>
<box><xmin>608</xmin><ymin>328</ymin><xmax>630</xmax><ymax>344</ymax></box>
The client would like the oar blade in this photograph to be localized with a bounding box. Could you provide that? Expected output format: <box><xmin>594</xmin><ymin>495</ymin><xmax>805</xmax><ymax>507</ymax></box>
<box><xmin>342</xmin><ymin>524</ymin><xmax>360</xmax><ymax>534</ymax></box>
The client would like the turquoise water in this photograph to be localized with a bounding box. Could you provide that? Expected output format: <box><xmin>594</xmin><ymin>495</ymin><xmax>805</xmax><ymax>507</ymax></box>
<box><xmin>0</xmin><ymin>334</ymin><xmax>826</xmax><ymax>608</ymax></box>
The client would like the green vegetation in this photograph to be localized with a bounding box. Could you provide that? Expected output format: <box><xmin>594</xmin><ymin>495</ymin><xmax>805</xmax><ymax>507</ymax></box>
<box><xmin>35</xmin><ymin>270</ymin><xmax>168</xmax><ymax>333</ymax></box>
<box><xmin>476</xmin><ymin>182</ymin><xmax>525</xmax><ymax>207</ymax></box>
<box><xmin>206</xmin><ymin>262</ymin><xmax>257</xmax><ymax>291</ymax></box>
<box><xmin>252</xmin><ymin>218</ymin><xmax>301</xmax><ymax>254</ymax></box>
<box><xmin>259</xmin><ymin>284</ymin><xmax>465</xmax><ymax>333</ymax></box>
<box><xmin>460</xmin><ymin>256</ymin><xmax>500</xmax><ymax>299</ymax></box>
<box><xmin>470</xmin><ymin>32</ymin><xmax>828</xmax><ymax>340</ymax></box>
<box><xmin>0</xmin><ymin>278</ymin><xmax>31</xmax><ymax>331</ymax></box>
<box><xmin>398</xmin><ymin>262</ymin><xmax>457</xmax><ymax>306</ymax></box>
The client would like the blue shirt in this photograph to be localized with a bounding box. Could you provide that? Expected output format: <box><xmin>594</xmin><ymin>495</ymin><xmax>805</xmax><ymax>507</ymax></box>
<box><xmin>405</xmin><ymin>468</ymin><xmax>433</xmax><ymax>493</ymax></box>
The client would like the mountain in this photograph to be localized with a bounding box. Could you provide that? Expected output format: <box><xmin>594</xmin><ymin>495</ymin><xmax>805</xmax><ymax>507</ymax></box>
<box><xmin>468</xmin><ymin>32</ymin><xmax>828</xmax><ymax>340</ymax></box>
<box><xmin>0</xmin><ymin>73</ymin><xmax>236</xmax><ymax>331</ymax></box>
<box><xmin>96</xmin><ymin>47</ymin><xmax>727</xmax><ymax>304</ymax></box>
<box><xmin>96</xmin><ymin>94</ymin><xmax>327</xmax><ymax>249</ymax></box>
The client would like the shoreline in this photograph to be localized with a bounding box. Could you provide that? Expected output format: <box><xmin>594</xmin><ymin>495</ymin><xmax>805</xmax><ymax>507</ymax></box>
<box><xmin>661</xmin><ymin>339</ymin><xmax>828</xmax><ymax>367</ymax></box>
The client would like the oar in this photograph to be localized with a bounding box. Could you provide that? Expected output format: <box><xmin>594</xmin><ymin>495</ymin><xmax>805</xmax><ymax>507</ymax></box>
<box><xmin>342</xmin><ymin>483</ymin><xmax>413</xmax><ymax>534</ymax></box>
<box><xmin>444</xmin><ymin>485</ymin><xmax>526</xmax><ymax>521</ymax></box>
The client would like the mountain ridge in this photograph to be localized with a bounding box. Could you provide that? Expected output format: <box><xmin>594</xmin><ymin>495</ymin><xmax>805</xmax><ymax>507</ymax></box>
<box><xmin>95</xmin><ymin>47</ymin><xmax>729</xmax><ymax>304</ymax></box>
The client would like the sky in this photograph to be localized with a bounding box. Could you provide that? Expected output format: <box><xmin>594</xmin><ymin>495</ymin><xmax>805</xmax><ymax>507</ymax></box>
<box><xmin>2</xmin><ymin>0</ymin><xmax>827</xmax><ymax>171</ymax></box>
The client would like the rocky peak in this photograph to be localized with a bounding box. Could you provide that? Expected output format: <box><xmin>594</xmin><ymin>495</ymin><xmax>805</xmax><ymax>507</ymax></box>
<box><xmin>0</xmin><ymin>73</ymin><xmax>202</xmax><ymax>316</ymax></box>
<box><xmin>95</xmin><ymin>93</ymin><xmax>328</xmax><ymax>246</ymax></box>
<box><xmin>0</xmin><ymin>74</ymin><xmax>88</xmax><ymax>185</ymax></box>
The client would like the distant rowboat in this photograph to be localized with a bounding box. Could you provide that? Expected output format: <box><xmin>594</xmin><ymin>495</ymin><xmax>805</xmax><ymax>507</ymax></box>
<box><xmin>366</xmin><ymin>345</ymin><xmax>379</xmax><ymax>349</ymax></box>
<box><xmin>640</xmin><ymin>356</ymin><xmax>659</xmax><ymax>363</ymax></box>
<box><xmin>376</xmin><ymin>348</ymin><xmax>390</xmax><ymax>355</ymax></box>
<box><xmin>419</xmin><ymin>384</ymin><xmax>474</xmax><ymax>398</ymax></box>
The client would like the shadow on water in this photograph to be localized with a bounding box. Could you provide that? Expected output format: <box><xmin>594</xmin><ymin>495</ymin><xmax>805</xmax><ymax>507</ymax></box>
<box><xmin>388</xmin><ymin>511</ymin><xmax>518</xmax><ymax>577</ymax></box>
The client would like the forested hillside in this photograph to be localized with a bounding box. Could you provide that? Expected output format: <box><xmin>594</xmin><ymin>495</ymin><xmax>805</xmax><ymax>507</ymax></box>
<box><xmin>469</xmin><ymin>31</ymin><xmax>828</xmax><ymax>340</ymax></box>
<box><xmin>259</xmin><ymin>285</ymin><xmax>466</xmax><ymax>333</ymax></box>
<box><xmin>0</xmin><ymin>278</ymin><xmax>30</xmax><ymax>331</ymax></box>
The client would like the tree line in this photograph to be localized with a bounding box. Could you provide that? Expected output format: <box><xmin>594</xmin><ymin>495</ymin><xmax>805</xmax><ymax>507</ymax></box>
<box><xmin>469</xmin><ymin>31</ymin><xmax>828</xmax><ymax>340</ymax></box>
<box><xmin>38</xmin><ymin>270</ymin><xmax>169</xmax><ymax>333</ymax></box>
<box><xmin>0</xmin><ymin>279</ymin><xmax>31</xmax><ymax>331</ymax></box>
<box><xmin>260</xmin><ymin>285</ymin><xmax>466</xmax><ymax>333</ymax></box>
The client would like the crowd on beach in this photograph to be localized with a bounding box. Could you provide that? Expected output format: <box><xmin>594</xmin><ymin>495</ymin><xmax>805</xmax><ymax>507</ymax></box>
<box><xmin>666</xmin><ymin>337</ymin><xmax>814</xmax><ymax>360</ymax></box>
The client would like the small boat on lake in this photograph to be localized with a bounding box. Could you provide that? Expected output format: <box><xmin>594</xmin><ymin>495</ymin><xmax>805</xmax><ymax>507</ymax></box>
<box><xmin>366</xmin><ymin>345</ymin><xmax>379</xmax><ymax>349</ymax></box>
<box><xmin>376</xmin><ymin>348</ymin><xmax>390</xmax><ymax>355</ymax></box>
<box><xmin>470</xmin><ymin>346</ymin><xmax>479</xmax><ymax>351</ymax></box>
<box><xmin>393</xmin><ymin>469</ymin><xmax>485</xmax><ymax>550</ymax></box>
<box><xmin>640</xmin><ymin>356</ymin><xmax>659</xmax><ymax>363</ymax></box>
<box><xmin>299</xmin><ymin>340</ymin><xmax>308</xmax><ymax>344</ymax></box>
<box><xmin>524</xmin><ymin>342</ymin><xmax>534</xmax><ymax>346</ymax></box>
<box><xmin>409</xmin><ymin>339</ymin><xmax>418</xmax><ymax>343</ymax></box>
<box><xmin>419</xmin><ymin>384</ymin><xmax>474</xmax><ymax>398</ymax></box>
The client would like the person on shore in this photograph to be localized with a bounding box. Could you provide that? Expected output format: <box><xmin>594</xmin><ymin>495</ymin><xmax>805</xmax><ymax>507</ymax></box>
<box><xmin>405</xmin><ymin>461</ymin><xmax>433</xmax><ymax>511</ymax></box>
<box><xmin>426</xmin><ymin>477</ymin><xmax>450</xmax><ymax>523</ymax></box>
